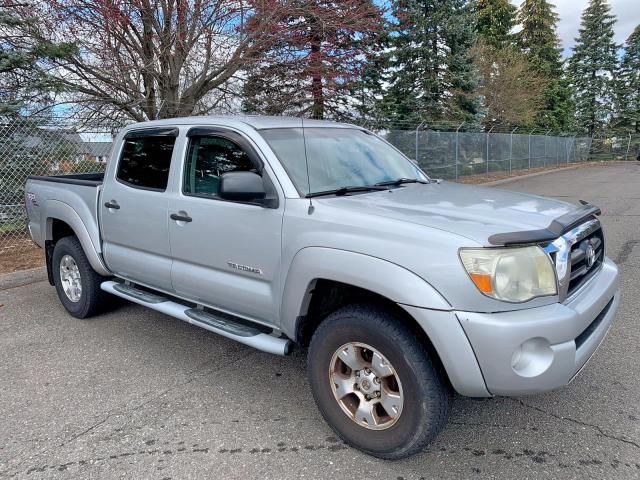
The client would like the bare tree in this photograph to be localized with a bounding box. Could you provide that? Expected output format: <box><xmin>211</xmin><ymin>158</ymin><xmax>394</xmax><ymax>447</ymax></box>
<box><xmin>11</xmin><ymin>0</ymin><xmax>289</xmax><ymax>122</ymax></box>
<box><xmin>473</xmin><ymin>42</ymin><xmax>546</xmax><ymax>129</ymax></box>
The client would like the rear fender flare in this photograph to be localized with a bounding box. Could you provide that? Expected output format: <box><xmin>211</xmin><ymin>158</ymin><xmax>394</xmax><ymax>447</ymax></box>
<box><xmin>44</xmin><ymin>200</ymin><xmax>110</xmax><ymax>276</ymax></box>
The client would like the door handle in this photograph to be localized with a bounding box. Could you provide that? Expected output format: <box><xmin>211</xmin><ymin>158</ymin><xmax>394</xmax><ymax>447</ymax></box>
<box><xmin>104</xmin><ymin>201</ymin><xmax>120</xmax><ymax>210</ymax></box>
<box><xmin>170</xmin><ymin>213</ymin><xmax>192</xmax><ymax>223</ymax></box>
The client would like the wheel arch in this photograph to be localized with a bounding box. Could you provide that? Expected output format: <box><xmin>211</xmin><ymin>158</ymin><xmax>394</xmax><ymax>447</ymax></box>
<box><xmin>280</xmin><ymin>247</ymin><xmax>451</xmax><ymax>340</ymax></box>
<box><xmin>44</xmin><ymin>201</ymin><xmax>110</xmax><ymax>278</ymax></box>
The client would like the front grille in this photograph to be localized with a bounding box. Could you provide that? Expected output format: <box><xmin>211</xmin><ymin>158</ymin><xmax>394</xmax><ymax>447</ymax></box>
<box><xmin>567</xmin><ymin>226</ymin><xmax>604</xmax><ymax>296</ymax></box>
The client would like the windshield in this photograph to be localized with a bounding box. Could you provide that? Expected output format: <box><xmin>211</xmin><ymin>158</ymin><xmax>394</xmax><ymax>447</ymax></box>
<box><xmin>259</xmin><ymin>127</ymin><xmax>428</xmax><ymax>196</ymax></box>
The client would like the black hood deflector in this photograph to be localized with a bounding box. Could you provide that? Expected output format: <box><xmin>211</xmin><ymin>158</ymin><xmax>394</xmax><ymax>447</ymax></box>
<box><xmin>487</xmin><ymin>202</ymin><xmax>601</xmax><ymax>246</ymax></box>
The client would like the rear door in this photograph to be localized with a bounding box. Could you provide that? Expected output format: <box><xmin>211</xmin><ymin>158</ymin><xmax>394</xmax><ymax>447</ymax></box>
<box><xmin>168</xmin><ymin>127</ymin><xmax>284</xmax><ymax>324</ymax></box>
<box><xmin>100</xmin><ymin>128</ymin><xmax>178</xmax><ymax>291</ymax></box>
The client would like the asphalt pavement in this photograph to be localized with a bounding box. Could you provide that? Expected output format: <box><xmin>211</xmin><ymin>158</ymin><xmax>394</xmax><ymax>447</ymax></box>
<box><xmin>1</xmin><ymin>163</ymin><xmax>639</xmax><ymax>479</ymax></box>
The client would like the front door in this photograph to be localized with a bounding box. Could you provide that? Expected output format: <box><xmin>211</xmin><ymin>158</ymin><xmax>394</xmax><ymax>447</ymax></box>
<box><xmin>168</xmin><ymin>129</ymin><xmax>284</xmax><ymax>324</ymax></box>
<box><xmin>100</xmin><ymin>128</ymin><xmax>178</xmax><ymax>292</ymax></box>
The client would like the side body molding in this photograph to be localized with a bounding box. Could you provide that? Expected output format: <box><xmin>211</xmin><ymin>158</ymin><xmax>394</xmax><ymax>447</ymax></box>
<box><xmin>279</xmin><ymin>247</ymin><xmax>451</xmax><ymax>339</ymax></box>
<box><xmin>44</xmin><ymin>200</ymin><xmax>111</xmax><ymax>276</ymax></box>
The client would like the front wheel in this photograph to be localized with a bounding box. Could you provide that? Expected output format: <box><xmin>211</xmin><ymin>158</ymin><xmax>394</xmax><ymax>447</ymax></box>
<box><xmin>308</xmin><ymin>304</ymin><xmax>452</xmax><ymax>459</ymax></box>
<box><xmin>52</xmin><ymin>236</ymin><xmax>108</xmax><ymax>318</ymax></box>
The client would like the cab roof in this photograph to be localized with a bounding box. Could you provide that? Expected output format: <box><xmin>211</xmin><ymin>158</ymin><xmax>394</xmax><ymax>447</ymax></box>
<box><xmin>120</xmin><ymin>115</ymin><xmax>359</xmax><ymax>132</ymax></box>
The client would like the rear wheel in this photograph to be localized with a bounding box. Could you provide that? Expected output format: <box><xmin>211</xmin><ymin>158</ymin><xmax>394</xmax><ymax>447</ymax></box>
<box><xmin>52</xmin><ymin>236</ymin><xmax>109</xmax><ymax>318</ymax></box>
<box><xmin>308</xmin><ymin>303</ymin><xmax>452</xmax><ymax>459</ymax></box>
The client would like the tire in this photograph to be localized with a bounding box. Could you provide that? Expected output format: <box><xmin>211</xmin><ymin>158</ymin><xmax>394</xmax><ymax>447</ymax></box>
<box><xmin>308</xmin><ymin>303</ymin><xmax>452</xmax><ymax>459</ymax></box>
<box><xmin>52</xmin><ymin>236</ymin><xmax>109</xmax><ymax>318</ymax></box>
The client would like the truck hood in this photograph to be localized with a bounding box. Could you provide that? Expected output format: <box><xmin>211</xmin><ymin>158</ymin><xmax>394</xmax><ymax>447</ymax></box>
<box><xmin>320</xmin><ymin>181</ymin><xmax>576</xmax><ymax>246</ymax></box>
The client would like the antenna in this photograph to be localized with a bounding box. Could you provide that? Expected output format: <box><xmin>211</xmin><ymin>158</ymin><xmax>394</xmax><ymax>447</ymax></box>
<box><xmin>301</xmin><ymin>116</ymin><xmax>314</xmax><ymax>214</ymax></box>
<box><xmin>155</xmin><ymin>100</ymin><xmax>165</xmax><ymax>120</ymax></box>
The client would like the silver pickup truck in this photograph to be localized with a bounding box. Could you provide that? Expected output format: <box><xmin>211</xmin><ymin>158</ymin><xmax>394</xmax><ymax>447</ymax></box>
<box><xmin>25</xmin><ymin>116</ymin><xmax>619</xmax><ymax>459</ymax></box>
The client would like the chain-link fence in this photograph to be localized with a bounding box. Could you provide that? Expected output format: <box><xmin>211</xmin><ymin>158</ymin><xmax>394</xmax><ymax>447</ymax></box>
<box><xmin>0</xmin><ymin>116</ymin><xmax>113</xmax><ymax>258</ymax></box>
<box><xmin>380</xmin><ymin>129</ymin><xmax>639</xmax><ymax>180</ymax></box>
<box><xmin>1</xmin><ymin>114</ymin><xmax>639</xmax><ymax>258</ymax></box>
<box><xmin>590</xmin><ymin>134</ymin><xmax>640</xmax><ymax>164</ymax></box>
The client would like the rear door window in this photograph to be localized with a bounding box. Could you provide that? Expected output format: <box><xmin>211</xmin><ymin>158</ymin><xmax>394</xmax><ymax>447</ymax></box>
<box><xmin>116</xmin><ymin>134</ymin><xmax>177</xmax><ymax>191</ymax></box>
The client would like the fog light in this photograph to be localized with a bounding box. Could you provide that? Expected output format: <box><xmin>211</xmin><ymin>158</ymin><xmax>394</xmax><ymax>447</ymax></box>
<box><xmin>511</xmin><ymin>338</ymin><xmax>554</xmax><ymax>378</ymax></box>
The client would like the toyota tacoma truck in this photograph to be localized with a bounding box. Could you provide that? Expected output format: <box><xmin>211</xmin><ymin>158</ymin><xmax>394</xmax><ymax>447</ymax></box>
<box><xmin>25</xmin><ymin>116</ymin><xmax>619</xmax><ymax>459</ymax></box>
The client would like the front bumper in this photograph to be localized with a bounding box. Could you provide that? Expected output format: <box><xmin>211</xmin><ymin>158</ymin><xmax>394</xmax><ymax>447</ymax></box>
<box><xmin>456</xmin><ymin>257</ymin><xmax>619</xmax><ymax>396</ymax></box>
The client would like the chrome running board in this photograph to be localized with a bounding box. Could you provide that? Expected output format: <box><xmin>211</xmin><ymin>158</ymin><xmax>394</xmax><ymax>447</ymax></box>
<box><xmin>100</xmin><ymin>281</ymin><xmax>293</xmax><ymax>356</ymax></box>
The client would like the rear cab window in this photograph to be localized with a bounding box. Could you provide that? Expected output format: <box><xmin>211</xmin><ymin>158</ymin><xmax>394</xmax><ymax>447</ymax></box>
<box><xmin>116</xmin><ymin>128</ymin><xmax>178</xmax><ymax>191</ymax></box>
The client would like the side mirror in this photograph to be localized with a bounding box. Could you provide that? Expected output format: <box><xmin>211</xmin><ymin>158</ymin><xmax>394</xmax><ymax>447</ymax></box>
<box><xmin>219</xmin><ymin>171</ymin><xmax>267</xmax><ymax>203</ymax></box>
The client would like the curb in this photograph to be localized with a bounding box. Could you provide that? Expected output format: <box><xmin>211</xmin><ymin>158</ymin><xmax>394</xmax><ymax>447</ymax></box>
<box><xmin>0</xmin><ymin>267</ymin><xmax>47</xmax><ymax>291</ymax></box>
<box><xmin>481</xmin><ymin>164</ymin><xmax>587</xmax><ymax>186</ymax></box>
<box><xmin>481</xmin><ymin>161</ymin><xmax>638</xmax><ymax>187</ymax></box>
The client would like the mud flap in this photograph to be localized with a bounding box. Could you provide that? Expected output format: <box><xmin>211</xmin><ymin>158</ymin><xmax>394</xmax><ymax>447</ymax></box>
<box><xmin>45</xmin><ymin>240</ymin><xmax>55</xmax><ymax>286</ymax></box>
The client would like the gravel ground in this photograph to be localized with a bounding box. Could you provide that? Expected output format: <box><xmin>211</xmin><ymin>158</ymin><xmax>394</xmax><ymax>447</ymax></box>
<box><xmin>1</xmin><ymin>163</ymin><xmax>639</xmax><ymax>480</ymax></box>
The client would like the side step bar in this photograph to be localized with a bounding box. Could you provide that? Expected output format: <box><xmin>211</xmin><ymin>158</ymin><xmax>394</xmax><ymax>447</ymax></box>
<box><xmin>101</xmin><ymin>281</ymin><xmax>293</xmax><ymax>356</ymax></box>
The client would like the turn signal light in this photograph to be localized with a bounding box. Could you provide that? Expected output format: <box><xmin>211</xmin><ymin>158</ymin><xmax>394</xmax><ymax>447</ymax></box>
<box><xmin>469</xmin><ymin>273</ymin><xmax>493</xmax><ymax>294</ymax></box>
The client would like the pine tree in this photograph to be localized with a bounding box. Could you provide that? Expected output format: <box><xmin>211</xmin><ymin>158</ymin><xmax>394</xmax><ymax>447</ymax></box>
<box><xmin>517</xmin><ymin>0</ymin><xmax>573</xmax><ymax>131</ymax></box>
<box><xmin>241</xmin><ymin>0</ymin><xmax>383</xmax><ymax>120</ymax></box>
<box><xmin>568</xmin><ymin>0</ymin><xmax>619</xmax><ymax>136</ymax></box>
<box><xmin>348</xmin><ymin>38</ymin><xmax>388</xmax><ymax>125</ymax></box>
<box><xmin>518</xmin><ymin>0</ymin><xmax>561</xmax><ymax>72</ymax></box>
<box><xmin>379</xmin><ymin>0</ymin><xmax>482</xmax><ymax>128</ymax></box>
<box><xmin>0</xmin><ymin>9</ymin><xmax>72</xmax><ymax>114</ymax></box>
<box><xmin>474</xmin><ymin>0</ymin><xmax>516</xmax><ymax>49</ymax></box>
<box><xmin>616</xmin><ymin>25</ymin><xmax>640</xmax><ymax>133</ymax></box>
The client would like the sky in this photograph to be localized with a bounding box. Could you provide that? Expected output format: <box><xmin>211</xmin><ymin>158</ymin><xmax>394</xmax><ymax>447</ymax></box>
<box><xmin>511</xmin><ymin>0</ymin><xmax>639</xmax><ymax>56</ymax></box>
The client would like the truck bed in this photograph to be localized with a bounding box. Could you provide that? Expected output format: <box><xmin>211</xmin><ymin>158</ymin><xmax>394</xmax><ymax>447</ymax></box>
<box><xmin>25</xmin><ymin>173</ymin><xmax>104</xmax><ymax>258</ymax></box>
<box><xmin>27</xmin><ymin>172</ymin><xmax>104</xmax><ymax>187</ymax></box>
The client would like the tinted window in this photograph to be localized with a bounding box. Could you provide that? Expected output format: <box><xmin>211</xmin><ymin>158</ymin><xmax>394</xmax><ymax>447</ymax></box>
<box><xmin>184</xmin><ymin>136</ymin><xmax>257</xmax><ymax>198</ymax></box>
<box><xmin>116</xmin><ymin>136</ymin><xmax>176</xmax><ymax>190</ymax></box>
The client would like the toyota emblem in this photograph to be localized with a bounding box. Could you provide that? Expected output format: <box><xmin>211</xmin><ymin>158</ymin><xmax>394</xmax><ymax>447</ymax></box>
<box><xmin>585</xmin><ymin>242</ymin><xmax>596</xmax><ymax>270</ymax></box>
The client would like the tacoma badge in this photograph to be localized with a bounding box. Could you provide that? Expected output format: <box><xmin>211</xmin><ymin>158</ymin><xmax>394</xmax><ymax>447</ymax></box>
<box><xmin>227</xmin><ymin>262</ymin><xmax>263</xmax><ymax>275</ymax></box>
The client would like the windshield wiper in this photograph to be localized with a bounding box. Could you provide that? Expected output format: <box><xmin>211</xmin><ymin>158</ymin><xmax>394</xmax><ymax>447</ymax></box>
<box><xmin>306</xmin><ymin>185</ymin><xmax>388</xmax><ymax>198</ymax></box>
<box><xmin>375</xmin><ymin>178</ymin><xmax>430</xmax><ymax>187</ymax></box>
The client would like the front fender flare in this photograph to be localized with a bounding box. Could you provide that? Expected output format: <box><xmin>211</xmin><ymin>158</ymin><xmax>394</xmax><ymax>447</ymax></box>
<box><xmin>279</xmin><ymin>247</ymin><xmax>451</xmax><ymax>339</ymax></box>
<box><xmin>45</xmin><ymin>200</ymin><xmax>110</xmax><ymax>276</ymax></box>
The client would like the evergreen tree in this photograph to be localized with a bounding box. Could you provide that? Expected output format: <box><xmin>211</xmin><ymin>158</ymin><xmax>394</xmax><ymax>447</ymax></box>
<box><xmin>0</xmin><ymin>9</ymin><xmax>72</xmax><ymax>114</ymax></box>
<box><xmin>379</xmin><ymin>0</ymin><xmax>482</xmax><ymax>128</ymax></box>
<box><xmin>568</xmin><ymin>0</ymin><xmax>619</xmax><ymax>136</ymax></box>
<box><xmin>474</xmin><ymin>0</ymin><xmax>516</xmax><ymax>49</ymax></box>
<box><xmin>616</xmin><ymin>25</ymin><xmax>640</xmax><ymax>133</ymax></box>
<box><xmin>348</xmin><ymin>39</ymin><xmax>388</xmax><ymax>125</ymax></box>
<box><xmin>241</xmin><ymin>0</ymin><xmax>383</xmax><ymax>120</ymax></box>
<box><xmin>517</xmin><ymin>0</ymin><xmax>573</xmax><ymax>131</ymax></box>
<box><xmin>346</xmin><ymin>19</ymin><xmax>395</xmax><ymax>126</ymax></box>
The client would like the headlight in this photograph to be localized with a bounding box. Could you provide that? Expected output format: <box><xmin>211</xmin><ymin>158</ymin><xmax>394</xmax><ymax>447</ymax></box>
<box><xmin>459</xmin><ymin>246</ymin><xmax>557</xmax><ymax>303</ymax></box>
